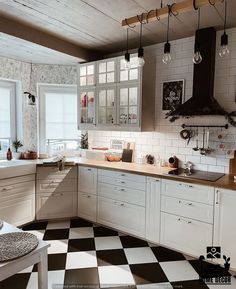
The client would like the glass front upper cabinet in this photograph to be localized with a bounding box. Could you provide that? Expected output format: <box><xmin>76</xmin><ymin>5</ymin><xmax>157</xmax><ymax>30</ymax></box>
<box><xmin>119</xmin><ymin>55</ymin><xmax>140</xmax><ymax>82</ymax></box>
<box><xmin>79</xmin><ymin>88</ymin><xmax>96</xmax><ymax>125</ymax></box>
<box><xmin>97</xmin><ymin>86</ymin><xmax>116</xmax><ymax>125</ymax></box>
<box><xmin>79</xmin><ymin>63</ymin><xmax>96</xmax><ymax>87</ymax></box>
<box><xmin>98</xmin><ymin>59</ymin><xmax>116</xmax><ymax>85</ymax></box>
<box><xmin>118</xmin><ymin>84</ymin><xmax>139</xmax><ymax>126</ymax></box>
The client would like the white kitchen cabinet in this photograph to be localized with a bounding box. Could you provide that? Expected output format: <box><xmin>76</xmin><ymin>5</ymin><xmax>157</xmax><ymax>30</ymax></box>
<box><xmin>36</xmin><ymin>166</ymin><xmax>78</xmax><ymax>220</ymax></box>
<box><xmin>98</xmin><ymin>196</ymin><xmax>145</xmax><ymax>237</ymax></box>
<box><xmin>78</xmin><ymin>192</ymin><xmax>97</xmax><ymax>222</ymax></box>
<box><xmin>145</xmin><ymin>177</ymin><xmax>161</xmax><ymax>244</ymax></box>
<box><xmin>77</xmin><ymin>53</ymin><xmax>155</xmax><ymax>131</ymax></box>
<box><xmin>78</xmin><ymin>166</ymin><xmax>98</xmax><ymax>221</ymax></box>
<box><xmin>78</xmin><ymin>166</ymin><xmax>97</xmax><ymax>195</ymax></box>
<box><xmin>160</xmin><ymin>212</ymin><xmax>213</xmax><ymax>257</ymax></box>
<box><xmin>0</xmin><ymin>175</ymin><xmax>35</xmax><ymax>226</ymax></box>
<box><xmin>36</xmin><ymin>191</ymin><xmax>77</xmax><ymax>220</ymax></box>
<box><xmin>214</xmin><ymin>188</ymin><xmax>236</xmax><ymax>269</ymax></box>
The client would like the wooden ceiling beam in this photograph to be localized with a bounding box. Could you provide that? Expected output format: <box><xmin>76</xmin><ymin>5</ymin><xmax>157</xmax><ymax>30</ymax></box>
<box><xmin>0</xmin><ymin>13</ymin><xmax>100</xmax><ymax>62</ymax></box>
<box><xmin>122</xmin><ymin>0</ymin><xmax>223</xmax><ymax>27</ymax></box>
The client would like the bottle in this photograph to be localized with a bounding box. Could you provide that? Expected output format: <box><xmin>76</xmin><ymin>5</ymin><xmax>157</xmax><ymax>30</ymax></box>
<box><xmin>7</xmin><ymin>148</ymin><xmax>12</xmax><ymax>161</ymax></box>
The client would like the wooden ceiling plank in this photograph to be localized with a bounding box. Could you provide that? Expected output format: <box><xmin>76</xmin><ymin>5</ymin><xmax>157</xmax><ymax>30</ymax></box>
<box><xmin>122</xmin><ymin>0</ymin><xmax>223</xmax><ymax>27</ymax></box>
<box><xmin>0</xmin><ymin>13</ymin><xmax>100</xmax><ymax>61</ymax></box>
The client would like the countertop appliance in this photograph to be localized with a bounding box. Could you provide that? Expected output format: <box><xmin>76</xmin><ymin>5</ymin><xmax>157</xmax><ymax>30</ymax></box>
<box><xmin>167</xmin><ymin>168</ymin><xmax>225</xmax><ymax>182</ymax></box>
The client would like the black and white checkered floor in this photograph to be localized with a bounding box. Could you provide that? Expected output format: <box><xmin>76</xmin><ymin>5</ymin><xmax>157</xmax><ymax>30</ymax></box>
<box><xmin>1</xmin><ymin>218</ymin><xmax>235</xmax><ymax>289</ymax></box>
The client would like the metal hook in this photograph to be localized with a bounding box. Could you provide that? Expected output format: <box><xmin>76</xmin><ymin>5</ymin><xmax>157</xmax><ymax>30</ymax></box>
<box><xmin>169</xmin><ymin>3</ymin><xmax>179</xmax><ymax>17</ymax></box>
<box><xmin>146</xmin><ymin>10</ymin><xmax>154</xmax><ymax>23</ymax></box>
<box><xmin>137</xmin><ymin>13</ymin><xmax>147</xmax><ymax>24</ymax></box>
<box><xmin>155</xmin><ymin>9</ymin><xmax>161</xmax><ymax>21</ymax></box>
<box><xmin>125</xmin><ymin>18</ymin><xmax>136</xmax><ymax>29</ymax></box>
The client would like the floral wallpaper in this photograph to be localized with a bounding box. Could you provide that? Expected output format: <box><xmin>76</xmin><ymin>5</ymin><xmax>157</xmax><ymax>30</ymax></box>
<box><xmin>0</xmin><ymin>57</ymin><xmax>77</xmax><ymax>150</ymax></box>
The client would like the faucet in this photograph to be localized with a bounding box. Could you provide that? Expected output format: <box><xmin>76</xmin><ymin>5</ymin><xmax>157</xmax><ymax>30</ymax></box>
<box><xmin>184</xmin><ymin>161</ymin><xmax>193</xmax><ymax>176</ymax></box>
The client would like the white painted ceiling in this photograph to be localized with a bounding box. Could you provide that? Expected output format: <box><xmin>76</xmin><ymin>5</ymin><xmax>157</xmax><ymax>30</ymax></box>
<box><xmin>0</xmin><ymin>0</ymin><xmax>235</xmax><ymax>64</ymax></box>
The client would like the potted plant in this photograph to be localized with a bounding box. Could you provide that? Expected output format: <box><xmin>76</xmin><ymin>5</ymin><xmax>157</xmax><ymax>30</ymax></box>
<box><xmin>12</xmin><ymin>140</ymin><xmax>23</xmax><ymax>159</ymax></box>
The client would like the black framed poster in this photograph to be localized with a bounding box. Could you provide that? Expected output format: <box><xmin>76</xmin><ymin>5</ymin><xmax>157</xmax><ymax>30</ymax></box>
<box><xmin>162</xmin><ymin>79</ymin><xmax>185</xmax><ymax>111</ymax></box>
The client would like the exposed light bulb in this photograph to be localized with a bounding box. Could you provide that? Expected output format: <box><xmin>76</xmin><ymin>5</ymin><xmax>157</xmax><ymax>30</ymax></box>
<box><xmin>137</xmin><ymin>56</ymin><xmax>145</xmax><ymax>67</ymax></box>
<box><xmin>162</xmin><ymin>53</ymin><xmax>171</xmax><ymax>64</ymax></box>
<box><xmin>162</xmin><ymin>42</ymin><xmax>171</xmax><ymax>65</ymax></box>
<box><xmin>137</xmin><ymin>47</ymin><xmax>145</xmax><ymax>67</ymax></box>
<box><xmin>193</xmin><ymin>51</ymin><xmax>202</xmax><ymax>64</ymax></box>
<box><xmin>219</xmin><ymin>33</ymin><xmax>229</xmax><ymax>58</ymax></box>
<box><xmin>219</xmin><ymin>45</ymin><xmax>230</xmax><ymax>58</ymax></box>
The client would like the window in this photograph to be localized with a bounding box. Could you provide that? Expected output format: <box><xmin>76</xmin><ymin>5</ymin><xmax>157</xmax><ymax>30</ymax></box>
<box><xmin>0</xmin><ymin>80</ymin><xmax>16</xmax><ymax>152</ymax></box>
<box><xmin>39</xmin><ymin>85</ymin><xmax>79</xmax><ymax>153</ymax></box>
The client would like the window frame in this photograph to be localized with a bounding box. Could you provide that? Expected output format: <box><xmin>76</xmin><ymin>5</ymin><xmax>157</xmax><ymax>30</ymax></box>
<box><xmin>38</xmin><ymin>84</ymin><xmax>78</xmax><ymax>152</ymax></box>
<box><xmin>0</xmin><ymin>79</ymin><xmax>17</xmax><ymax>150</ymax></box>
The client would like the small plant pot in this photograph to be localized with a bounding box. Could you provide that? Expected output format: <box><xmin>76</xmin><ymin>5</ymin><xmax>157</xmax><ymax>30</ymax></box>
<box><xmin>13</xmin><ymin>152</ymin><xmax>22</xmax><ymax>160</ymax></box>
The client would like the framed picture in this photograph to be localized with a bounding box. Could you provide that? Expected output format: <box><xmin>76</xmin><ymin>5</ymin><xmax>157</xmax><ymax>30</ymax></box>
<box><xmin>162</xmin><ymin>79</ymin><xmax>185</xmax><ymax>111</ymax></box>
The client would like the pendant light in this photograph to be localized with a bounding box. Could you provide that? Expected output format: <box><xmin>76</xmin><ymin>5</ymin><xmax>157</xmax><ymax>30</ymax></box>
<box><xmin>124</xmin><ymin>28</ymin><xmax>131</xmax><ymax>70</ymax></box>
<box><xmin>219</xmin><ymin>0</ymin><xmax>229</xmax><ymax>58</ymax></box>
<box><xmin>162</xmin><ymin>6</ymin><xmax>171</xmax><ymax>65</ymax></box>
<box><xmin>137</xmin><ymin>18</ymin><xmax>145</xmax><ymax>67</ymax></box>
<box><xmin>193</xmin><ymin>6</ymin><xmax>202</xmax><ymax>64</ymax></box>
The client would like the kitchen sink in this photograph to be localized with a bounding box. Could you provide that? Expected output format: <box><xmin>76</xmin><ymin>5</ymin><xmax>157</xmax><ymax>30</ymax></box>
<box><xmin>166</xmin><ymin>168</ymin><xmax>225</xmax><ymax>182</ymax></box>
<box><xmin>0</xmin><ymin>160</ymin><xmax>36</xmax><ymax>179</ymax></box>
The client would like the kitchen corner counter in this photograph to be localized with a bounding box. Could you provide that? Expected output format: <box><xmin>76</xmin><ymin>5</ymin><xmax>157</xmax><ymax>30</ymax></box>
<box><xmin>19</xmin><ymin>158</ymin><xmax>236</xmax><ymax>191</ymax></box>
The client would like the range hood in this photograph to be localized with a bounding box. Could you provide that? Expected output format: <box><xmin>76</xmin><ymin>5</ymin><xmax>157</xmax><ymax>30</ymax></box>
<box><xmin>166</xmin><ymin>27</ymin><xmax>227</xmax><ymax>121</ymax></box>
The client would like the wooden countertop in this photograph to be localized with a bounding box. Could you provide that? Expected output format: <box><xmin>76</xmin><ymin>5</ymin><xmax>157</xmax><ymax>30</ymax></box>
<box><xmin>33</xmin><ymin>157</ymin><xmax>236</xmax><ymax>191</ymax></box>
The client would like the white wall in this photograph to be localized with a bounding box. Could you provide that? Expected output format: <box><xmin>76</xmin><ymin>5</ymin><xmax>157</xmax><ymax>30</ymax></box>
<box><xmin>89</xmin><ymin>27</ymin><xmax>236</xmax><ymax>173</ymax></box>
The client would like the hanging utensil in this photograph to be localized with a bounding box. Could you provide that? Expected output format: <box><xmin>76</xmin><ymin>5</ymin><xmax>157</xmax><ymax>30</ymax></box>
<box><xmin>193</xmin><ymin>128</ymin><xmax>199</xmax><ymax>151</ymax></box>
<box><xmin>200</xmin><ymin>129</ymin><xmax>206</xmax><ymax>156</ymax></box>
<box><xmin>205</xmin><ymin>129</ymin><xmax>212</xmax><ymax>154</ymax></box>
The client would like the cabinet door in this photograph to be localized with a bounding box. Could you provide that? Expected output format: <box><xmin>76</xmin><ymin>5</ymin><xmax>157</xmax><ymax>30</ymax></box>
<box><xmin>97</xmin><ymin>86</ymin><xmax>117</xmax><ymax>126</ymax></box>
<box><xmin>160</xmin><ymin>212</ymin><xmax>213</xmax><ymax>257</ymax></box>
<box><xmin>78</xmin><ymin>88</ymin><xmax>96</xmax><ymax>126</ymax></box>
<box><xmin>117</xmin><ymin>83</ymin><xmax>140</xmax><ymax>127</ymax></box>
<box><xmin>36</xmin><ymin>192</ymin><xmax>77</xmax><ymax>220</ymax></box>
<box><xmin>214</xmin><ymin>188</ymin><xmax>236</xmax><ymax>269</ymax></box>
<box><xmin>146</xmin><ymin>177</ymin><xmax>161</xmax><ymax>243</ymax></box>
<box><xmin>98</xmin><ymin>59</ymin><xmax>117</xmax><ymax>85</ymax></box>
<box><xmin>78</xmin><ymin>192</ymin><xmax>97</xmax><ymax>222</ymax></box>
<box><xmin>78</xmin><ymin>63</ymin><xmax>96</xmax><ymax>87</ymax></box>
<box><xmin>98</xmin><ymin>197</ymin><xmax>145</xmax><ymax>237</ymax></box>
<box><xmin>0</xmin><ymin>193</ymin><xmax>35</xmax><ymax>227</ymax></box>
<box><xmin>78</xmin><ymin>166</ymin><xmax>97</xmax><ymax>195</ymax></box>
<box><xmin>119</xmin><ymin>55</ymin><xmax>140</xmax><ymax>83</ymax></box>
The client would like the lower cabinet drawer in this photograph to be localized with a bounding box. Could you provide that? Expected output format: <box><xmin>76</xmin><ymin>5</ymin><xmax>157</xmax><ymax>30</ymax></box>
<box><xmin>98</xmin><ymin>182</ymin><xmax>145</xmax><ymax>206</ymax></box>
<box><xmin>161</xmin><ymin>196</ymin><xmax>214</xmax><ymax>223</ymax></box>
<box><xmin>160</xmin><ymin>212</ymin><xmax>213</xmax><ymax>257</ymax></box>
<box><xmin>0</xmin><ymin>194</ymin><xmax>35</xmax><ymax>227</ymax></box>
<box><xmin>78</xmin><ymin>192</ymin><xmax>97</xmax><ymax>222</ymax></box>
<box><xmin>36</xmin><ymin>179</ymin><xmax>77</xmax><ymax>193</ymax></box>
<box><xmin>97</xmin><ymin>197</ymin><xmax>145</xmax><ymax>238</ymax></box>
<box><xmin>36</xmin><ymin>191</ymin><xmax>77</xmax><ymax>220</ymax></box>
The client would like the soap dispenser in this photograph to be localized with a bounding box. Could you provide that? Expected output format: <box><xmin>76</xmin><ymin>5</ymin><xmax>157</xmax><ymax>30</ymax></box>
<box><xmin>7</xmin><ymin>148</ymin><xmax>12</xmax><ymax>161</ymax></box>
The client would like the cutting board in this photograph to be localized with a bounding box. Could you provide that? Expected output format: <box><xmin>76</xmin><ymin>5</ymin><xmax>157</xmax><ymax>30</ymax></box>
<box><xmin>122</xmin><ymin>142</ymin><xmax>133</xmax><ymax>163</ymax></box>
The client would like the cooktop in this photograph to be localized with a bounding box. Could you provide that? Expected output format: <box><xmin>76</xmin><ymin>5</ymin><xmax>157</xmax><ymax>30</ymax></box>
<box><xmin>167</xmin><ymin>168</ymin><xmax>225</xmax><ymax>182</ymax></box>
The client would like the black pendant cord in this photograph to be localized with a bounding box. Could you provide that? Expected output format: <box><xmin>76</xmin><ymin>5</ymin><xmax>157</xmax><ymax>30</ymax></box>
<box><xmin>139</xmin><ymin>22</ymin><xmax>143</xmax><ymax>48</ymax></box>
<box><xmin>197</xmin><ymin>7</ymin><xmax>201</xmax><ymax>30</ymax></box>
<box><xmin>166</xmin><ymin>5</ymin><xmax>171</xmax><ymax>43</ymax></box>
<box><xmin>126</xmin><ymin>28</ymin><xmax>129</xmax><ymax>52</ymax></box>
<box><xmin>223</xmin><ymin>0</ymin><xmax>227</xmax><ymax>33</ymax></box>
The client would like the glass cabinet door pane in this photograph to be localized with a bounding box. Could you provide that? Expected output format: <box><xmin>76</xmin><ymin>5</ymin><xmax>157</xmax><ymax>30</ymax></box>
<box><xmin>129</xmin><ymin>87</ymin><xmax>138</xmax><ymax>105</ymax></box>
<box><xmin>107</xmin><ymin>108</ymin><xmax>115</xmax><ymax>124</ymax></box>
<box><xmin>107</xmin><ymin>72</ymin><xmax>114</xmax><ymax>83</ymax></box>
<box><xmin>119</xmin><ymin>107</ymin><xmax>128</xmax><ymax>124</ymax></box>
<box><xmin>99</xmin><ymin>73</ymin><xmax>106</xmax><ymax>84</ymax></box>
<box><xmin>87</xmin><ymin>65</ymin><xmax>94</xmax><ymax>75</ymax></box>
<box><xmin>120</xmin><ymin>88</ymin><xmax>128</xmax><ymax>106</ymax></box>
<box><xmin>99</xmin><ymin>90</ymin><xmax>106</xmax><ymax>106</ymax></box>
<box><xmin>80</xmin><ymin>66</ymin><xmax>86</xmax><ymax>76</ymax></box>
<box><xmin>98</xmin><ymin>108</ymin><xmax>106</xmax><ymax>124</ymax></box>
<box><xmin>87</xmin><ymin>75</ymin><xmax>94</xmax><ymax>85</ymax></box>
<box><xmin>107</xmin><ymin>89</ymin><xmax>114</xmax><ymax>107</ymax></box>
<box><xmin>107</xmin><ymin>61</ymin><xmax>115</xmax><ymax>72</ymax></box>
<box><xmin>99</xmin><ymin>62</ymin><xmax>106</xmax><ymax>73</ymax></box>
<box><xmin>87</xmin><ymin>91</ymin><xmax>95</xmax><ymax>124</ymax></box>
<box><xmin>129</xmin><ymin>106</ymin><xmax>137</xmax><ymax>124</ymax></box>
<box><xmin>80</xmin><ymin>91</ymin><xmax>95</xmax><ymax>124</ymax></box>
<box><xmin>129</xmin><ymin>68</ymin><xmax>138</xmax><ymax>80</ymax></box>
